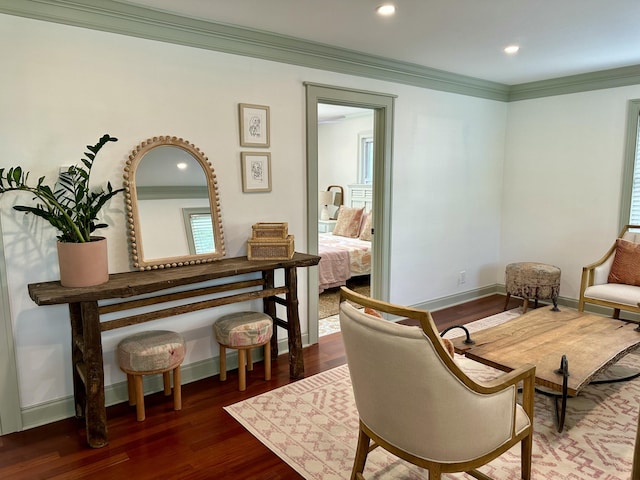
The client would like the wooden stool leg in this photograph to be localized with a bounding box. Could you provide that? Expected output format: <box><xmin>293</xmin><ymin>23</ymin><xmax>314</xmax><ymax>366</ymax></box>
<box><xmin>522</xmin><ymin>298</ymin><xmax>529</xmax><ymax>313</ymax></box>
<box><xmin>219</xmin><ymin>345</ymin><xmax>227</xmax><ymax>381</ymax></box>
<box><xmin>163</xmin><ymin>371</ymin><xmax>171</xmax><ymax>396</ymax></box>
<box><xmin>238</xmin><ymin>349</ymin><xmax>247</xmax><ymax>391</ymax></box>
<box><xmin>264</xmin><ymin>343</ymin><xmax>271</xmax><ymax>381</ymax></box>
<box><xmin>247</xmin><ymin>348</ymin><xmax>254</xmax><ymax>372</ymax></box>
<box><xmin>173</xmin><ymin>366</ymin><xmax>182</xmax><ymax>411</ymax></box>
<box><xmin>504</xmin><ymin>293</ymin><xmax>511</xmax><ymax>311</ymax></box>
<box><xmin>134</xmin><ymin>375</ymin><xmax>145</xmax><ymax>421</ymax></box>
<box><xmin>127</xmin><ymin>373</ymin><xmax>136</xmax><ymax>406</ymax></box>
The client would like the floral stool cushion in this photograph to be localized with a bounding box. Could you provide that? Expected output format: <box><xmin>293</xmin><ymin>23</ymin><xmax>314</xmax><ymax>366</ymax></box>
<box><xmin>505</xmin><ymin>262</ymin><xmax>561</xmax><ymax>302</ymax></box>
<box><xmin>118</xmin><ymin>330</ymin><xmax>186</xmax><ymax>373</ymax></box>
<box><xmin>213</xmin><ymin>312</ymin><xmax>273</xmax><ymax>347</ymax></box>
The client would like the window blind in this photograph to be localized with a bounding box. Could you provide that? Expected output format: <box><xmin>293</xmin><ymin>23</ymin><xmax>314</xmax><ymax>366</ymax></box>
<box><xmin>630</xmin><ymin>117</ymin><xmax>640</xmax><ymax>225</ymax></box>
<box><xmin>190</xmin><ymin>214</ymin><xmax>214</xmax><ymax>254</ymax></box>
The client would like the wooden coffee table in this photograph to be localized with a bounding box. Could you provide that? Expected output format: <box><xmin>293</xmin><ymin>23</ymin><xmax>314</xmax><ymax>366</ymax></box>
<box><xmin>450</xmin><ymin>307</ymin><xmax>640</xmax><ymax>431</ymax></box>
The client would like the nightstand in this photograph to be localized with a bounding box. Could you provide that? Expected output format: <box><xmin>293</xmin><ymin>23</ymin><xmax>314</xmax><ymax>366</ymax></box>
<box><xmin>318</xmin><ymin>219</ymin><xmax>337</xmax><ymax>233</ymax></box>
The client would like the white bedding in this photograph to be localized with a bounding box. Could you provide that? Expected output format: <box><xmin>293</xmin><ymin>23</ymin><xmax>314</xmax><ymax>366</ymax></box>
<box><xmin>318</xmin><ymin>232</ymin><xmax>371</xmax><ymax>292</ymax></box>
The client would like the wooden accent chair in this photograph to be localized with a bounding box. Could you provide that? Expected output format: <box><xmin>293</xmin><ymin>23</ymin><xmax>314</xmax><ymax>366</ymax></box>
<box><xmin>339</xmin><ymin>287</ymin><xmax>536</xmax><ymax>480</ymax></box>
<box><xmin>578</xmin><ymin>224</ymin><xmax>640</xmax><ymax>320</ymax></box>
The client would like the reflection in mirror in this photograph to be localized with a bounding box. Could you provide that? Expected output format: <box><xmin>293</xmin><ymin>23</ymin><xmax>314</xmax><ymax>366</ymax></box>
<box><xmin>124</xmin><ymin>136</ymin><xmax>225</xmax><ymax>270</ymax></box>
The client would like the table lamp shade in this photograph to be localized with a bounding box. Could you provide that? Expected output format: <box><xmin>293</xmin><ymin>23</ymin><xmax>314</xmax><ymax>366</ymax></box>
<box><xmin>319</xmin><ymin>191</ymin><xmax>333</xmax><ymax>220</ymax></box>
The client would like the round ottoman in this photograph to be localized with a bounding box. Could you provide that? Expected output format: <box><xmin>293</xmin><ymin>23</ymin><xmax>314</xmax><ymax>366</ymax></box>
<box><xmin>213</xmin><ymin>311</ymin><xmax>273</xmax><ymax>391</ymax></box>
<box><xmin>504</xmin><ymin>262</ymin><xmax>561</xmax><ymax>313</ymax></box>
<box><xmin>117</xmin><ymin>330</ymin><xmax>186</xmax><ymax>421</ymax></box>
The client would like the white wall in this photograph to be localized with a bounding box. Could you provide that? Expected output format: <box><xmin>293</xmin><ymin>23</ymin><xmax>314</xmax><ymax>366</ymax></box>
<box><xmin>502</xmin><ymin>85</ymin><xmax>640</xmax><ymax>300</ymax></box>
<box><xmin>1</xmin><ymin>13</ymin><xmax>508</xmax><ymax>413</ymax></box>
<box><xmin>391</xmin><ymin>88</ymin><xmax>508</xmax><ymax>304</ymax></box>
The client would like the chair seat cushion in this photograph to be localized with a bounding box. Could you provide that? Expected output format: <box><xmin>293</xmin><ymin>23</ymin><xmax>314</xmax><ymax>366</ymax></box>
<box><xmin>118</xmin><ymin>330</ymin><xmax>186</xmax><ymax>373</ymax></box>
<box><xmin>584</xmin><ymin>283</ymin><xmax>640</xmax><ymax>307</ymax></box>
<box><xmin>214</xmin><ymin>311</ymin><xmax>273</xmax><ymax>347</ymax></box>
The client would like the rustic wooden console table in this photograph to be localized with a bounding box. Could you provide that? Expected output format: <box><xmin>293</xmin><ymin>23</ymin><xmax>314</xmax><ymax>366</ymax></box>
<box><xmin>28</xmin><ymin>252</ymin><xmax>320</xmax><ymax>448</ymax></box>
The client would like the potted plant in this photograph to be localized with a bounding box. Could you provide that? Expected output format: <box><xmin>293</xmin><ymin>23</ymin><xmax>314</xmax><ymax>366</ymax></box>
<box><xmin>0</xmin><ymin>134</ymin><xmax>123</xmax><ymax>287</ymax></box>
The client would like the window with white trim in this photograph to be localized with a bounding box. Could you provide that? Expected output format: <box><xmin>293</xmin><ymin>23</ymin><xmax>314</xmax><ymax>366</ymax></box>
<box><xmin>182</xmin><ymin>208</ymin><xmax>214</xmax><ymax>254</ymax></box>
<box><xmin>358</xmin><ymin>132</ymin><xmax>374</xmax><ymax>185</ymax></box>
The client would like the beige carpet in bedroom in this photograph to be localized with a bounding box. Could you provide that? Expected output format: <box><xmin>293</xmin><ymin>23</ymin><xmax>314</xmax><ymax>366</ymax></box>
<box><xmin>318</xmin><ymin>281</ymin><xmax>370</xmax><ymax>319</ymax></box>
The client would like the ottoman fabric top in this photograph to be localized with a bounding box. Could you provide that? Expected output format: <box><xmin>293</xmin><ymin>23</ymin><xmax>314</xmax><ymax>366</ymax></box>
<box><xmin>505</xmin><ymin>262</ymin><xmax>561</xmax><ymax>300</ymax></box>
<box><xmin>214</xmin><ymin>311</ymin><xmax>273</xmax><ymax>347</ymax></box>
<box><xmin>118</xmin><ymin>330</ymin><xmax>186</xmax><ymax>373</ymax></box>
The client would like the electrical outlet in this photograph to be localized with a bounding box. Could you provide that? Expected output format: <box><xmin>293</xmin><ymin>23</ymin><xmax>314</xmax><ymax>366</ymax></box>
<box><xmin>458</xmin><ymin>270</ymin><xmax>466</xmax><ymax>285</ymax></box>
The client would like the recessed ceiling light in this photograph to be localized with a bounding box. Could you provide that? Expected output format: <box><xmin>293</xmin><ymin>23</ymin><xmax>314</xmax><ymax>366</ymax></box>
<box><xmin>504</xmin><ymin>45</ymin><xmax>520</xmax><ymax>55</ymax></box>
<box><xmin>177</xmin><ymin>162</ymin><xmax>188</xmax><ymax>170</ymax></box>
<box><xmin>376</xmin><ymin>4</ymin><xmax>396</xmax><ymax>16</ymax></box>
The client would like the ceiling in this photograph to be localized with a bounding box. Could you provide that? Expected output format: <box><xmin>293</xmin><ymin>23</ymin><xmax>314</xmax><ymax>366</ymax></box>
<box><xmin>118</xmin><ymin>0</ymin><xmax>640</xmax><ymax>85</ymax></box>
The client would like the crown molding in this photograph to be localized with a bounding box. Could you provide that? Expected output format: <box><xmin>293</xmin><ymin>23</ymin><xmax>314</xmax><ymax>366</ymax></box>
<box><xmin>509</xmin><ymin>64</ymin><xmax>640</xmax><ymax>101</ymax></box>
<box><xmin>0</xmin><ymin>0</ymin><xmax>509</xmax><ymax>101</ymax></box>
<box><xmin>2</xmin><ymin>0</ymin><xmax>640</xmax><ymax>102</ymax></box>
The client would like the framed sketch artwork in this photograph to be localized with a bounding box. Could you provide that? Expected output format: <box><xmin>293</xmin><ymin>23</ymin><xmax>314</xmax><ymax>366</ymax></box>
<box><xmin>241</xmin><ymin>152</ymin><xmax>272</xmax><ymax>192</ymax></box>
<box><xmin>239</xmin><ymin>103</ymin><xmax>270</xmax><ymax>147</ymax></box>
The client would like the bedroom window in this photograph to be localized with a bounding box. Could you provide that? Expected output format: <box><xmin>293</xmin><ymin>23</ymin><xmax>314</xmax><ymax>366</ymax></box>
<box><xmin>622</xmin><ymin>100</ymin><xmax>640</xmax><ymax>227</ymax></box>
<box><xmin>358</xmin><ymin>132</ymin><xmax>374</xmax><ymax>184</ymax></box>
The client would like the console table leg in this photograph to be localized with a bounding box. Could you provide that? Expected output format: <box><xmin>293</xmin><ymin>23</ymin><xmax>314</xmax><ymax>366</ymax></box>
<box><xmin>81</xmin><ymin>301</ymin><xmax>108</xmax><ymax>448</ymax></box>
<box><xmin>285</xmin><ymin>266</ymin><xmax>304</xmax><ymax>379</ymax></box>
<box><xmin>262</xmin><ymin>270</ymin><xmax>278</xmax><ymax>359</ymax></box>
<box><xmin>68</xmin><ymin>303</ymin><xmax>85</xmax><ymax>419</ymax></box>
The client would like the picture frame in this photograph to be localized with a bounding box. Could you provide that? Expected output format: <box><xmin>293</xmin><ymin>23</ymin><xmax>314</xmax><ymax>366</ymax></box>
<box><xmin>241</xmin><ymin>152</ymin><xmax>272</xmax><ymax>192</ymax></box>
<box><xmin>239</xmin><ymin>103</ymin><xmax>270</xmax><ymax>147</ymax></box>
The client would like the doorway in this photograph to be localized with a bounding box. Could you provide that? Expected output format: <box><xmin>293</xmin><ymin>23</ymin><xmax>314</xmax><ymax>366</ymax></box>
<box><xmin>317</xmin><ymin>104</ymin><xmax>374</xmax><ymax>335</ymax></box>
<box><xmin>305</xmin><ymin>83</ymin><xmax>395</xmax><ymax>344</ymax></box>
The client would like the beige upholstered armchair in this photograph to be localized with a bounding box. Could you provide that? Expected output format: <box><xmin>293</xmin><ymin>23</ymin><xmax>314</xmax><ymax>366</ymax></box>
<box><xmin>339</xmin><ymin>287</ymin><xmax>535</xmax><ymax>480</ymax></box>
<box><xmin>578</xmin><ymin>224</ymin><xmax>640</xmax><ymax>320</ymax></box>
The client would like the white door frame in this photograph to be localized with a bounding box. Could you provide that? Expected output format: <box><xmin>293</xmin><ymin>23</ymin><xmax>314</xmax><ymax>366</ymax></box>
<box><xmin>0</xmin><ymin>215</ymin><xmax>23</xmax><ymax>434</ymax></box>
<box><xmin>305</xmin><ymin>83</ymin><xmax>395</xmax><ymax>344</ymax></box>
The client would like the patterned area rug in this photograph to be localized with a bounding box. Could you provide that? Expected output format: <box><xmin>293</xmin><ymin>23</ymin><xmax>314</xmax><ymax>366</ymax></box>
<box><xmin>225</xmin><ymin>309</ymin><xmax>640</xmax><ymax>479</ymax></box>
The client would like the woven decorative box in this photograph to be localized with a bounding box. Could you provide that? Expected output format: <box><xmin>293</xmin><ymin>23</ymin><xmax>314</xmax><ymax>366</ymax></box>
<box><xmin>248</xmin><ymin>235</ymin><xmax>295</xmax><ymax>260</ymax></box>
<box><xmin>251</xmin><ymin>222</ymin><xmax>288</xmax><ymax>240</ymax></box>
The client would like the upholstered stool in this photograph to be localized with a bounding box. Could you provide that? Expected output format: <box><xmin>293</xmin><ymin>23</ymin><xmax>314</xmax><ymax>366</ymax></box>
<box><xmin>505</xmin><ymin>262</ymin><xmax>561</xmax><ymax>313</ymax></box>
<box><xmin>213</xmin><ymin>311</ymin><xmax>273</xmax><ymax>391</ymax></box>
<box><xmin>117</xmin><ymin>330</ymin><xmax>186</xmax><ymax>421</ymax></box>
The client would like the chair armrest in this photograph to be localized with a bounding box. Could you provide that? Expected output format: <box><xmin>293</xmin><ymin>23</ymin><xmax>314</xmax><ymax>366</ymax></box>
<box><xmin>481</xmin><ymin>363</ymin><xmax>536</xmax><ymax>392</ymax></box>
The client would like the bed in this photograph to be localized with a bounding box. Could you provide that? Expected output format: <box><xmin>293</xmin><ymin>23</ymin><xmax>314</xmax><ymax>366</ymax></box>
<box><xmin>318</xmin><ymin>205</ymin><xmax>372</xmax><ymax>292</ymax></box>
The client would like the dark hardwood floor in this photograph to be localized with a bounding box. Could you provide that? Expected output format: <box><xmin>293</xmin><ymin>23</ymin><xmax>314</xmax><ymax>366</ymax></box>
<box><xmin>0</xmin><ymin>294</ymin><xmax>522</xmax><ymax>479</ymax></box>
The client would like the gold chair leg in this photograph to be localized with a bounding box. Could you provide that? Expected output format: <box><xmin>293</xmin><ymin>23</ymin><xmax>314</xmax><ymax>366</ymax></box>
<box><xmin>351</xmin><ymin>425</ymin><xmax>371</xmax><ymax>480</ymax></box>
<box><xmin>521</xmin><ymin>433</ymin><xmax>532</xmax><ymax>480</ymax></box>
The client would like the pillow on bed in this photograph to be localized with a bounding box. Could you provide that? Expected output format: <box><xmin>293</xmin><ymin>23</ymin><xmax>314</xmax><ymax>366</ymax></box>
<box><xmin>359</xmin><ymin>212</ymin><xmax>372</xmax><ymax>241</ymax></box>
<box><xmin>333</xmin><ymin>206</ymin><xmax>364</xmax><ymax>238</ymax></box>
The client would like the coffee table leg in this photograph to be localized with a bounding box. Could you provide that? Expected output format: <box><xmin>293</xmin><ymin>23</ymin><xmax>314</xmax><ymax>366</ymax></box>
<box><xmin>553</xmin><ymin>355</ymin><xmax>569</xmax><ymax>433</ymax></box>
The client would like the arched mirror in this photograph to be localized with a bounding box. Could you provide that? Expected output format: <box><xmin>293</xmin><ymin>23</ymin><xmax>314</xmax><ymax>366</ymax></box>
<box><xmin>124</xmin><ymin>136</ymin><xmax>225</xmax><ymax>270</ymax></box>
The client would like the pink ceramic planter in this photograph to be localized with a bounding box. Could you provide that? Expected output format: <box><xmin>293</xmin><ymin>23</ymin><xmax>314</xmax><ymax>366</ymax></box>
<box><xmin>56</xmin><ymin>236</ymin><xmax>109</xmax><ymax>287</ymax></box>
